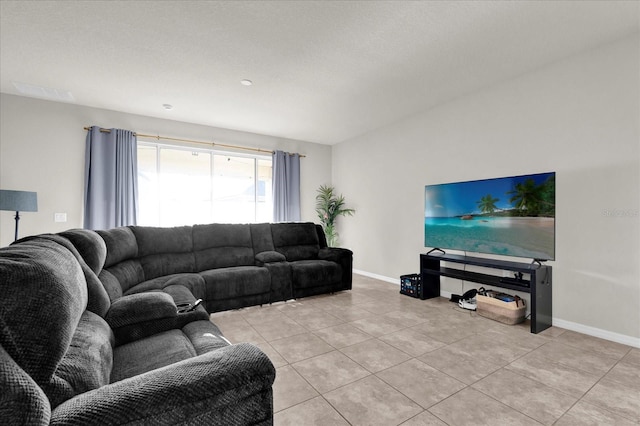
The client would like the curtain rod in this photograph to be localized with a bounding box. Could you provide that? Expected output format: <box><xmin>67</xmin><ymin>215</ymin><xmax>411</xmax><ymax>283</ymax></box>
<box><xmin>83</xmin><ymin>127</ymin><xmax>305</xmax><ymax>157</ymax></box>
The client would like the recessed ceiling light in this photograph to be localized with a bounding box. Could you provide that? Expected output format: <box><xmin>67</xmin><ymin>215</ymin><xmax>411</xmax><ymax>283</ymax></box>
<box><xmin>162</xmin><ymin>104</ymin><xmax>173</xmax><ymax>110</ymax></box>
<box><xmin>240</xmin><ymin>79</ymin><xmax>253</xmax><ymax>86</ymax></box>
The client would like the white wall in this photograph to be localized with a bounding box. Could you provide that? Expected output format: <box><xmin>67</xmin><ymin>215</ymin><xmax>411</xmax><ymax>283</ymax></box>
<box><xmin>333</xmin><ymin>35</ymin><xmax>640</xmax><ymax>344</ymax></box>
<box><xmin>1</xmin><ymin>36</ymin><xmax>638</xmax><ymax>346</ymax></box>
<box><xmin>0</xmin><ymin>95</ymin><xmax>332</xmax><ymax>246</ymax></box>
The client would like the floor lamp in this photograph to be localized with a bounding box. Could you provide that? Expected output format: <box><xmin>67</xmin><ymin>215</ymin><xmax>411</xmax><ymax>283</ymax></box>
<box><xmin>0</xmin><ymin>190</ymin><xmax>38</xmax><ymax>242</ymax></box>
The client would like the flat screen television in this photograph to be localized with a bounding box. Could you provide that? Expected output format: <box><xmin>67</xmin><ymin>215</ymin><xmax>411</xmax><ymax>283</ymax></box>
<box><xmin>424</xmin><ymin>172</ymin><xmax>555</xmax><ymax>261</ymax></box>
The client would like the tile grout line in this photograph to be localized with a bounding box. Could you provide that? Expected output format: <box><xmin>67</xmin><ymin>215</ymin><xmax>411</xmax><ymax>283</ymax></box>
<box><xmin>220</xmin><ymin>277</ymin><xmax>640</xmax><ymax>424</ymax></box>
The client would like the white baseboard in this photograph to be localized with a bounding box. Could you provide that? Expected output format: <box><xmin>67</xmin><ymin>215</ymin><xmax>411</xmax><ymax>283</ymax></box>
<box><xmin>353</xmin><ymin>269</ymin><xmax>400</xmax><ymax>285</ymax></box>
<box><xmin>552</xmin><ymin>318</ymin><xmax>640</xmax><ymax>349</ymax></box>
<box><xmin>353</xmin><ymin>270</ymin><xmax>640</xmax><ymax>349</ymax></box>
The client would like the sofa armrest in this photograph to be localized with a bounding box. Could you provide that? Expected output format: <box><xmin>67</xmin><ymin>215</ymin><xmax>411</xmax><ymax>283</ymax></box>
<box><xmin>50</xmin><ymin>343</ymin><xmax>275</xmax><ymax>426</ymax></box>
<box><xmin>319</xmin><ymin>247</ymin><xmax>353</xmax><ymax>291</ymax></box>
<box><xmin>318</xmin><ymin>247</ymin><xmax>352</xmax><ymax>262</ymax></box>
<box><xmin>255</xmin><ymin>250</ymin><xmax>286</xmax><ymax>266</ymax></box>
<box><xmin>106</xmin><ymin>291</ymin><xmax>209</xmax><ymax>346</ymax></box>
<box><xmin>105</xmin><ymin>292</ymin><xmax>176</xmax><ymax>328</ymax></box>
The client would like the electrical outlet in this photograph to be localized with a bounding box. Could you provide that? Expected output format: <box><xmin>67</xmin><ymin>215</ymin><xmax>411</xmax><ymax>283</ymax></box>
<box><xmin>54</xmin><ymin>213</ymin><xmax>67</xmax><ymax>223</ymax></box>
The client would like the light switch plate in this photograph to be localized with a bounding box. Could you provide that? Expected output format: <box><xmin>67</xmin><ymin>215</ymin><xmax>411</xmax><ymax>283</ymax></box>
<box><xmin>54</xmin><ymin>213</ymin><xmax>67</xmax><ymax>223</ymax></box>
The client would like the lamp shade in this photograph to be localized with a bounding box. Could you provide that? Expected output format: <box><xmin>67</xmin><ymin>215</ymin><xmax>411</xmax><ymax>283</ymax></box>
<box><xmin>0</xmin><ymin>190</ymin><xmax>38</xmax><ymax>212</ymax></box>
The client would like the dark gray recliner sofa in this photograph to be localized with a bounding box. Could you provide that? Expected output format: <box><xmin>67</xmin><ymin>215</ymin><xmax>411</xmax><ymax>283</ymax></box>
<box><xmin>0</xmin><ymin>232</ymin><xmax>275</xmax><ymax>425</ymax></box>
<box><xmin>1</xmin><ymin>221</ymin><xmax>352</xmax><ymax>425</ymax></box>
<box><xmin>95</xmin><ymin>222</ymin><xmax>353</xmax><ymax>313</ymax></box>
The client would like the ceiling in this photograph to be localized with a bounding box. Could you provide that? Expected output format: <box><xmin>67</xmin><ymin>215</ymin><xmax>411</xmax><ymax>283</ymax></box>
<box><xmin>1</xmin><ymin>1</ymin><xmax>638</xmax><ymax>145</ymax></box>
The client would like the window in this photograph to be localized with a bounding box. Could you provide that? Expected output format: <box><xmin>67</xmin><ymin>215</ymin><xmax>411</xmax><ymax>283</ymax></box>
<box><xmin>138</xmin><ymin>143</ymin><xmax>272</xmax><ymax>226</ymax></box>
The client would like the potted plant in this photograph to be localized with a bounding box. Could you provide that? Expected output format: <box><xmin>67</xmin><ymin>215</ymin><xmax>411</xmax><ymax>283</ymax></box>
<box><xmin>315</xmin><ymin>184</ymin><xmax>355</xmax><ymax>247</ymax></box>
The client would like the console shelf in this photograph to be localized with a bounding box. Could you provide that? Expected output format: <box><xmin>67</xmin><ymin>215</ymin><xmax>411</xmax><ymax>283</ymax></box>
<box><xmin>420</xmin><ymin>253</ymin><xmax>552</xmax><ymax>333</ymax></box>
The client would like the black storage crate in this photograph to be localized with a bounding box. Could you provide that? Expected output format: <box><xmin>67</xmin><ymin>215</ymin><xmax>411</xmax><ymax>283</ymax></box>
<box><xmin>400</xmin><ymin>274</ymin><xmax>423</xmax><ymax>299</ymax></box>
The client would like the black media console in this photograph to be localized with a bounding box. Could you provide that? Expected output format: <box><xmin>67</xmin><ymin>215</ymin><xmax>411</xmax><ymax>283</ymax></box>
<box><xmin>420</xmin><ymin>253</ymin><xmax>552</xmax><ymax>334</ymax></box>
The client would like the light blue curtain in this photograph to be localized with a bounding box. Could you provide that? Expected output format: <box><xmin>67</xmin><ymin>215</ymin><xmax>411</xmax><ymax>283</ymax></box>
<box><xmin>84</xmin><ymin>126</ymin><xmax>138</xmax><ymax>230</ymax></box>
<box><xmin>272</xmin><ymin>150</ymin><xmax>301</xmax><ymax>222</ymax></box>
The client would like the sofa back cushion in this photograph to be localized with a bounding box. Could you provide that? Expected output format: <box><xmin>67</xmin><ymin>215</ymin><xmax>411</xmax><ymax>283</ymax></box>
<box><xmin>97</xmin><ymin>227</ymin><xmax>141</xmax><ymax>298</ymax></box>
<box><xmin>250</xmin><ymin>223</ymin><xmax>276</xmax><ymax>253</ymax></box>
<box><xmin>131</xmin><ymin>226</ymin><xmax>196</xmax><ymax>279</ymax></box>
<box><xmin>99</xmin><ymin>260</ymin><xmax>145</xmax><ymax>299</ymax></box>
<box><xmin>193</xmin><ymin>224</ymin><xmax>255</xmax><ymax>270</ymax></box>
<box><xmin>56</xmin><ymin>230</ymin><xmax>111</xmax><ymax>317</ymax></box>
<box><xmin>59</xmin><ymin>229</ymin><xmax>107</xmax><ymax>274</ymax></box>
<box><xmin>271</xmin><ymin>222</ymin><xmax>320</xmax><ymax>261</ymax></box>
<box><xmin>315</xmin><ymin>224</ymin><xmax>329</xmax><ymax>248</ymax></box>
<box><xmin>50</xmin><ymin>310</ymin><xmax>114</xmax><ymax>407</ymax></box>
<box><xmin>98</xmin><ymin>227</ymin><xmax>138</xmax><ymax>268</ymax></box>
<box><xmin>0</xmin><ymin>344</ymin><xmax>51</xmax><ymax>425</ymax></box>
<box><xmin>0</xmin><ymin>237</ymin><xmax>88</xmax><ymax>407</ymax></box>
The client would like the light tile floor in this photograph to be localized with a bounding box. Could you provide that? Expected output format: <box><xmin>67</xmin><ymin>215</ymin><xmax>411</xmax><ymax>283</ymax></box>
<box><xmin>210</xmin><ymin>274</ymin><xmax>640</xmax><ymax>426</ymax></box>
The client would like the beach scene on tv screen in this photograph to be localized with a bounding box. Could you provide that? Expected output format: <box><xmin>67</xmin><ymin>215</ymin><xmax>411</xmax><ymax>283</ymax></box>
<box><xmin>424</xmin><ymin>172</ymin><xmax>555</xmax><ymax>260</ymax></box>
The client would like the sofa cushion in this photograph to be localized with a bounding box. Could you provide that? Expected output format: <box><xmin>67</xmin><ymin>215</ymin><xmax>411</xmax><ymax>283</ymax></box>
<box><xmin>97</xmin><ymin>227</ymin><xmax>143</xmax><ymax>298</ymax></box>
<box><xmin>28</xmin><ymin>233</ymin><xmax>111</xmax><ymax>318</ymax></box>
<box><xmin>77</xmin><ymin>262</ymin><xmax>111</xmax><ymax>318</ymax></box>
<box><xmin>0</xmin><ymin>344</ymin><xmax>51</xmax><ymax>425</ymax></box>
<box><xmin>53</xmin><ymin>343</ymin><xmax>275</xmax><ymax>426</ymax></box>
<box><xmin>59</xmin><ymin>229</ymin><xmax>107</xmax><ymax>274</ymax></box>
<box><xmin>53</xmin><ymin>311</ymin><xmax>114</xmax><ymax>405</ymax></box>
<box><xmin>290</xmin><ymin>260</ymin><xmax>343</xmax><ymax>289</ymax></box>
<box><xmin>97</xmin><ymin>270</ymin><xmax>124</xmax><ymax>302</ymax></box>
<box><xmin>181</xmin><ymin>321</ymin><xmax>230</xmax><ymax>355</ymax></box>
<box><xmin>139</xmin><ymin>252</ymin><xmax>196</xmax><ymax>281</ymax></box>
<box><xmin>271</xmin><ymin>222</ymin><xmax>320</xmax><ymax>261</ymax></box>
<box><xmin>131</xmin><ymin>226</ymin><xmax>196</xmax><ymax>280</ymax></box>
<box><xmin>110</xmin><ymin>329</ymin><xmax>197</xmax><ymax>383</ymax></box>
<box><xmin>162</xmin><ymin>283</ymin><xmax>201</xmax><ymax>306</ymax></box>
<box><xmin>193</xmin><ymin>223</ymin><xmax>255</xmax><ymax>270</ymax></box>
<box><xmin>97</xmin><ymin>227</ymin><xmax>138</xmax><ymax>268</ymax></box>
<box><xmin>0</xmin><ymin>238</ymin><xmax>87</xmax><ymax>408</ymax></box>
<box><xmin>200</xmin><ymin>266</ymin><xmax>270</xmax><ymax>300</ymax></box>
<box><xmin>131</xmin><ymin>226</ymin><xmax>193</xmax><ymax>256</ymax></box>
<box><xmin>125</xmin><ymin>273</ymin><xmax>207</xmax><ymax>302</ymax></box>
<box><xmin>100</xmin><ymin>259</ymin><xmax>145</xmax><ymax>295</ymax></box>
<box><xmin>250</xmin><ymin>223</ymin><xmax>276</xmax><ymax>253</ymax></box>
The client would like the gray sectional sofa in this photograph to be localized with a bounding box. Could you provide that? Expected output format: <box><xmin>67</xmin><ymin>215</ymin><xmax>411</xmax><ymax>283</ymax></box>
<box><xmin>0</xmin><ymin>222</ymin><xmax>352</xmax><ymax>425</ymax></box>
<box><xmin>96</xmin><ymin>222</ymin><xmax>353</xmax><ymax>313</ymax></box>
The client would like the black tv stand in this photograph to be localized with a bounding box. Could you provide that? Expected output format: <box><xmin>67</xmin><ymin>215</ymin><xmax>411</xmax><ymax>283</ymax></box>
<box><xmin>420</xmin><ymin>253</ymin><xmax>552</xmax><ymax>333</ymax></box>
<box><xmin>498</xmin><ymin>276</ymin><xmax>529</xmax><ymax>287</ymax></box>
<box><xmin>426</xmin><ymin>247</ymin><xmax>446</xmax><ymax>255</ymax></box>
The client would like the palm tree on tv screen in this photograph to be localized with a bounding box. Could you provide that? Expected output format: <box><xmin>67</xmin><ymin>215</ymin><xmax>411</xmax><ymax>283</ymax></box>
<box><xmin>476</xmin><ymin>194</ymin><xmax>500</xmax><ymax>215</ymax></box>
<box><xmin>507</xmin><ymin>175</ymin><xmax>556</xmax><ymax>217</ymax></box>
<box><xmin>508</xmin><ymin>178</ymin><xmax>545</xmax><ymax>216</ymax></box>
